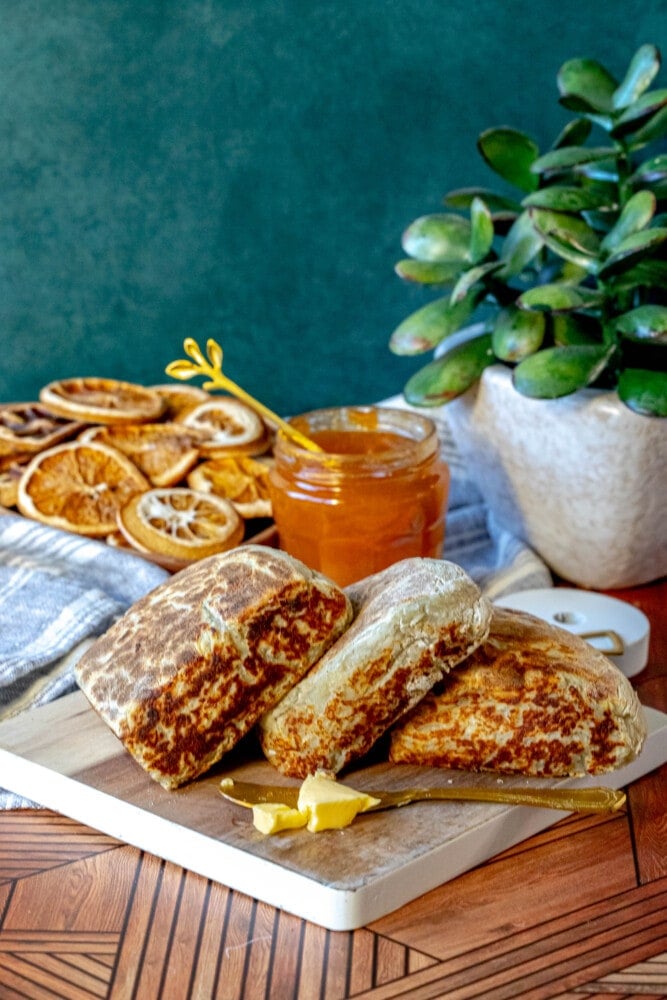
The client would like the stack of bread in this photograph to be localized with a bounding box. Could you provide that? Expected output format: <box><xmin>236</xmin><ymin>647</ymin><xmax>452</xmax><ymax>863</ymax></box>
<box><xmin>74</xmin><ymin>544</ymin><xmax>647</xmax><ymax>791</ymax></box>
<box><xmin>0</xmin><ymin>377</ymin><xmax>275</xmax><ymax>569</ymax></box>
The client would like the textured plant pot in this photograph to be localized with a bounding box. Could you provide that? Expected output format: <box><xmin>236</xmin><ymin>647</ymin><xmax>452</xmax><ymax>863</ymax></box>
<box><xmin>444</xmin><ymin>365</ymin><xmax>667</xmax><ymax>590</ymax></box>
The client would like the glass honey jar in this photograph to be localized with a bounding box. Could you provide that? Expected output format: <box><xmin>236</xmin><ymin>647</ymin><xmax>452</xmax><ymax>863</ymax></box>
<box><xmin>268</xmin><ymin>405</ymin><xmax>449</xmax><ymax>586</ymax></box>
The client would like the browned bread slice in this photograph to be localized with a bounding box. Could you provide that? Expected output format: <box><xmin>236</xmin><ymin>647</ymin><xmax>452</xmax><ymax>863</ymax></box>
<box><xmin>259</xmin><ymin>558</ymin><xmax>492</xmax><ymax>778</ymax></box>
<box><xmin>75</xmin><ymin>545</ymin><xmax>352</xmax><ymax>788</ymax></box>
<box><xmin>389</xmin><ymin>606</ymin><xmax>647</xmax><ymax>776</ymax></box>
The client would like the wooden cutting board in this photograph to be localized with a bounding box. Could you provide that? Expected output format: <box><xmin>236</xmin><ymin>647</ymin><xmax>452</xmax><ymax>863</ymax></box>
<box><xmin>0</xmin><ymin>691</ymin><xmax>665</xmax><ymax>931</ymax></box>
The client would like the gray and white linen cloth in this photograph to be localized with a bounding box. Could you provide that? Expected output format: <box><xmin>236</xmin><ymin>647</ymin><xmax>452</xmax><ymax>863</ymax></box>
<box><xmin>0</xmin><ymin>403</ymin><xmax>551</xmax><ymax>808</ymax></box>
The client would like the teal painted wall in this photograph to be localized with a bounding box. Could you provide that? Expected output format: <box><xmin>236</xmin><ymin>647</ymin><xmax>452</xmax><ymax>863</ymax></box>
<box><xmin>1</xmin><ymin>1</ymin><xmax>665</xmax><ymax>414</ymax></box>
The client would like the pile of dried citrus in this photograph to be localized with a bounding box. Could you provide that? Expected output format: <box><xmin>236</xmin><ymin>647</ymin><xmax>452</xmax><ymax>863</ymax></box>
<box><xmin>0</xmin><ymin>377</ymin><xmax>275</xmax><ymax>571</ymax></box>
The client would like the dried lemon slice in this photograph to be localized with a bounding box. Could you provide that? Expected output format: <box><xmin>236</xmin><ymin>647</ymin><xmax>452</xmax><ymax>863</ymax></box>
<box><xmin>17</xmin><ymin>441</ymin><xmax>149</xmax><ymax>536</ymax></box>
<box><xmin>0</xmin><ymin>402</ymin><xmax>84</xmax><ymax>456</ymax></box>
<box><xmin>40</xmin><ymin>377</ymin><xmax>166</xmax><ymax>425</ymax></box>
<box><xmin>117</xmin><ymin>487</ymin><xmax>244</xmax><ymax>563</ymax></box>
<box><xmin>181</xmin><ymin>398</ymin><xmax>269</xmax><ymax>456</ymax></box>
<box><xmin>79</xmin><ymin>423</ymin><xmax>201</xmax><ymax>487</ymax></box>
<box><xmin>187</xmin><ymin>456</ymin><xmax>273</xmax><ymax>518</ymax></box>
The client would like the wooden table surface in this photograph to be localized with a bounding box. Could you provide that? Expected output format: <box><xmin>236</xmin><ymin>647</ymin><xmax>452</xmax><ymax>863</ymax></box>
<box><xmin>0</xmin><ymin>579</ymin><xmax>665</xmax><ymax>1000</ymax></box>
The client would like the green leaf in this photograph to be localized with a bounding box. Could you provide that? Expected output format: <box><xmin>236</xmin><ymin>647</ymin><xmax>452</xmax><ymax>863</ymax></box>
<box><xmin>614</xmin><ymin>305</ymin><xmax>667</xmax><ymax>344</ymax></box>
<box><xmin>518</xmin><ymin>283</ymin><xmax>604</xmax><ymax>312</ymax></box>
<box><xmin>600</xmin><ymin>190</ymin><xmax>656</xmax><ymax>253</ymax></box>
<box><xmin>598</xmin><ymin>227</ymin><xmax>667</xmax><ymax>279</ymax></box>
<box><xmin>557</xmin><ymin>58</ymin><xmax>618</xmax><ymax>114</ymax></box>
<box><xmin>531</xmin><ymin>145</ymin><xmax>618</xmax><ymax>177</ymax></box>
<box><xmin>394</xmin><ymin>259</ymin><xmax>463</xmax><ymax>285</ymax></box>
<box><xmin>513</xmin><ymin>345</ymin><xmax>612</xmax><ymax>398</ymax></box>
<box><xmin>477</xmin><ymin>127</ymin><xmax>539</xmax><ymax>192</ymax></box>
<box><xmin>522</xmin><ymin>185</ymin><xmax>611</xmax><ymax>212</ymax></box>
<box><xmin>451</xmin><ymin>261</ymin><xmax>503</xmax><ymax>303</ymax></box>
<box><xmin>618</xmin><ymin>257</ymin><xmax>667</xmax><ymax>289</ymax></box>
<box><xmin>528</xmin><ymin>208</ymin><xmax>600</xmax><ymax>270</ymax></box>
<box><xmin>611</xmin><ymin>88</ymin><xmax>667</xmax><ymax>138</ymax></box>
<box><xmin>612</xmin><ymin>44</ymin><xmax>661</xmax><ymax>109</ymax></box>
<box><xmin>551</xmin><ymin>117</ymin><xmax>593</xmax><ymax>149</ymax></box>
<box><xmin>444</xmin><ymin>187</ymin><xmax>522</xmax><ymax>214</ymax></box>
<box><xmin>498</xmin><ymin>210</ymin><xmax>545</xmax><ymax>277</ymax></box>
<box><xmin>404</xmin><ymin>334</ymin><xmax>495</xmax><ymax>406</ymax></box>
<box><xmin>469</xmin><ymin>197</ymin><xmax>495</xmax><ymax>263</ymax></box>
<box><xmin>552</xmin><ymin>314</ymin><xmax>601</xmax><ymax>346</ymax></box>
<box><xmin>492</xmin><ymin>306</ymin><xmax>545</xmax><ymax>361</ymax></box>
<box><xmin>617</xmin><ymin>368</ymin><xmax>667</xmax><ymax>417</ymax></box>
<box><xmin>389</xmin><ymin>291</ymin><xmax>480</xmax><ymax>355</ymax></box>
<box><xmin>630</xmin><ymin>103</ymin><xmax>667</xmax><ymax>144</ymax></box>
<box><xmin>629</xmin><ymin>153</ymin><xmax>667</xmax><ymax>186</ymax></box>
<box><xmin>401</xmin><ymin>214</ymin><xmax>471</xmax><ymax>262</ymax></box>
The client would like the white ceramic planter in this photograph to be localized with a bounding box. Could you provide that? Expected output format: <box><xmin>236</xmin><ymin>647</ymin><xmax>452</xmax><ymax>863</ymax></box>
<box><xmin>444</xmin><ymin>365</ymin><xmax>667</xmax><ymax>590</ymax></box>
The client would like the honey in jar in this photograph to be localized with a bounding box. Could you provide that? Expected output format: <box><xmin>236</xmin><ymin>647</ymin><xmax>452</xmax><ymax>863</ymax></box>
<box><xmin>269</xmin><ymin>406</ymin><xmax>449</xmax><ymax>586</ymax></box>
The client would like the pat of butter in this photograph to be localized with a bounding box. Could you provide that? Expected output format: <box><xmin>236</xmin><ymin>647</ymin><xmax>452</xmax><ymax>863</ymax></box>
<box><xmin>252</xmin><ymin>802</ymin><xmax>308</xmax><ymax>835</ymax></box>
<box><xmin>297</xmin><ymin>773</ymin><xmax>381</xmax><ymax>833</ymax></box>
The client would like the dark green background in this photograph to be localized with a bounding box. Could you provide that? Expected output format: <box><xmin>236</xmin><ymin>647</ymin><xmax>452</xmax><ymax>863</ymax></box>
<box><xmin>1</xmin><ymin>1</ymin><xmax>665</xmax><ymax>415</ymax></box>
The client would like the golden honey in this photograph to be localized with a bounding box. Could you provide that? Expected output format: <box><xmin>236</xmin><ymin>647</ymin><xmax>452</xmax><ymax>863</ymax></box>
<box><xmin>269</xmin><ymin>406</ymin><xmax>449</xmax><ymax>586</ymax></box>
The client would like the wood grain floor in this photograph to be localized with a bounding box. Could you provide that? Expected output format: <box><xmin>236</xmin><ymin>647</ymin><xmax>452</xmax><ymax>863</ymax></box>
<box><xmin>0</xmin><ymin>785</ymin><xmax>664</xmax><ymax>999</ymax></box>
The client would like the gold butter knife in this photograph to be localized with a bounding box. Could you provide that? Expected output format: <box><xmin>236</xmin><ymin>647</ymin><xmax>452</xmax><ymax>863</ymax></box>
<box><xmin>219</xmin><ymin>778</ymin><xmax>626</xmax><ymax>814</ymax></box>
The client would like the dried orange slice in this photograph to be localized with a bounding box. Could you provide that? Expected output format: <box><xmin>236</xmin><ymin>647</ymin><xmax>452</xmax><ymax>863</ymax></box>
<box><xmin>0</xmin><ymin>459</ymin><xmax>28</xmax><ymax>507</ymax></box>
<box><xmin>181</xmin><ymin>398</ymin><xmax>270</xmax><ymax>456</ymax></box>
<box><xmin>117</xmin><ymin>487</ymin><xmax>244</xmax><ymax>563</ymax></box>
<box><xmin>187</xmin><ymin>456</ymin><xmax>273</xmax><ymax>518</ymax></box>
<box><xmin>17</xmin><ymin>441</ymin><xmax>149</xmax><ymax>536</ymax></box>
<box><xmin>39</xmin><ymin>377</ymin><xmax>165</xmax><ymax>425</ymax></box>
<box><xmin>0</xmin><ymin>402</ymin><xmax>85</xmax><ymax>456</ymax></box>
<box><xmin>151</xmin><ymin>383</ymin><xmax>211</xmax><ymax>420</ymax></box>
<box><xmin>79</xmin><ymin>423</ymin><xmax>201</xmax><ymax>487</ymax></box>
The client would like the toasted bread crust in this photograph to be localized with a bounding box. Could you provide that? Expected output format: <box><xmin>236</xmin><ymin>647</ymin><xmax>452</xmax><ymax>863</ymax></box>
<box><xmin>389</xmin><ymin>606</ymin><xmax>647</xmax><ymax>776</ymax></box>
<box><xmin>259</xmin><ymin>558</ymin><xmax>491</xmax><ymax>778</ymax></box>
<box><xmin>75</xmin><ymin>545</ymin><xmax>352</xmax><ymax>788</ymax></box>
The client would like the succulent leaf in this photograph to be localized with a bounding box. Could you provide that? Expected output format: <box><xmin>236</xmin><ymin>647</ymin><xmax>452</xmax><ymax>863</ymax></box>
<box><xmin>492</xmin><ymin>306</ymin><xmax>545</xmax><ymax>361</ymax></box>
<box><xmin>528</xmin><ymin>208</ymin><xmax>600</xmax><ymax>269</ymax></box>
<box><xmin>598</xmin><ymin>227</ymin><xmax>667</xmax><ymax>279</ymax></box>
<box><xmin>552</xmin><ymin>313</ymin><xmax>601</xmax><ymax>346</ymax></box>
<box><xmin>518</xmin><ymin>284</ymin><xmax>604</xmax><ymax>312</ymax></box>
<box><xmin>444</xmin><ymin>187</ymin><xmax>522</xmax><ymax>213</ymax></box>
<box><xmin>614</xmin><ymin>305</ymin><xmax>667</xmax><ymax>343</ymax></box>
<box><xmin>389</xmin><ymin>291</ymin><xmax>480</xmax><ymax>355</ymax></box>
<box><xmin>498</xmin><ymin>211</ymin><xmax>545</xmax><ymax>277</ymax></box>
<box><xmin>394</xmin><ymin>259</ymin><xmax>463</xmax><ymax>285</ymax></box>
<box><xmin>617</xmin><ymin>368</ymin><xmax>667</xmax><ymax>416</ymax></box>
<box><xmin>401</xmin><ymin>214</ymin><xmax>471</xmax><ymax>262</ymax></box>
<box><xmin>611</xmin><ymin>88</ymin><xmax>667</xmax><ymax>138</ymax></box>
<box><xmin>513</xmin><ymin>344</ymin><xmax>613</xmax><ymax>398</ymax></box>
<box><xmin>612</xmin><ymin>44</ymin><xmax>661</xmax><ymax>109</ymax></box>
<box><xmin>600</xmin><ymin>190</ymin><xmax>656</xmax><ymax>253</ymax></box>
<box><xmin>552</xmin><ymin>117</ymin><xmax>593</xmax><ymax>149</ymax></box>
<box><xmin>629</xmin><ymin>153</ymin><xmax>667</xmax><ymax>186</ymax></box>
<box><xmin>557</xmin><ymin>58</ymin><xmax>618</xmax><ymax>114</ymax></box>
<box><xmin>404</xmin><ymin>334</ymin><xmax>495</xmax><ymax>406</ymax></box>
<box><xmin>451</xmin><ymin>261</ymin><xmax>503</xmax><ymax>303</ymax></box>
<box><xmin>477</xmin><ymin>127</ymin><xmax>539</xmax><ymax>192</ymax></box>
<box><xmin>629</xmin><ymin>103</ymin><xmax>667</xmax><ymax>144</ymax></box>
<box><xmin>469</xmin><ymin>197</ymin><xmax>495</xmax><ymax>263</ymax></box>
<box><xmin>522</xmin><ymin>186</ymin><xmax>611</xmax><ymax>212</ymax></box>
<box><xmin>531</xmin><ymin>145</ymin><xmax>618</xmax><ymax>177</ymax></box>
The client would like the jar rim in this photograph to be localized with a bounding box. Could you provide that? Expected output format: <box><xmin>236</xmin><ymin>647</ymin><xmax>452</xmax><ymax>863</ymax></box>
<box><xmin>274</xmin><ymin>405</ymin><xmax>439</xmax><ymax>470</ymax></box>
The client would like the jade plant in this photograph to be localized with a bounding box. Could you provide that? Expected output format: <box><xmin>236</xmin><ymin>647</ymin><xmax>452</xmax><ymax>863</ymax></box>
<box><xmin>390</xmin><ymin>43</ymin><xmax>667</xmax><ymax>417</ymax></box>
